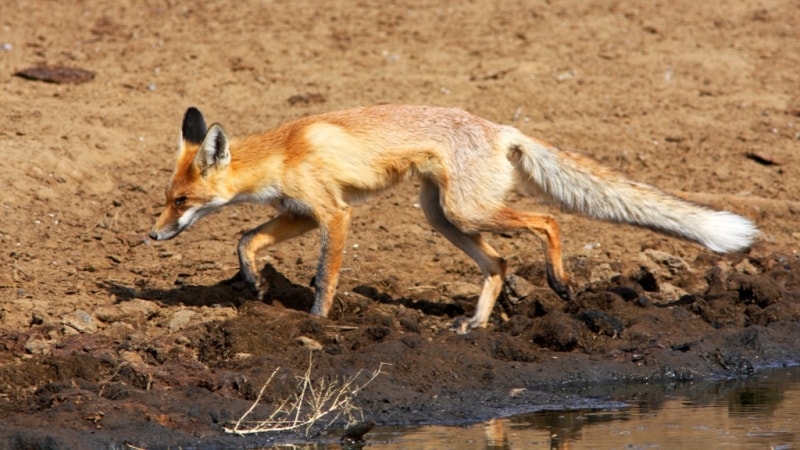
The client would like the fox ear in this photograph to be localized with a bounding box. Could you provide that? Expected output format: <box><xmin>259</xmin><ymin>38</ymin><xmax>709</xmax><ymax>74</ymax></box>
<box><xmin>195</xmin><ymin>123</ymin><xmax>230</xmax><ymax>173</ymax></box>
<box><xmin>182</xmin><ymin>107</ymin><xmax>207</xmax><ymax>145</ymax></box>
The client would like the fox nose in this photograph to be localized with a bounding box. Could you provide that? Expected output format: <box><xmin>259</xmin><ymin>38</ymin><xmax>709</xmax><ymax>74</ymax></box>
<box><xmin>148</xmin><ymin>230</ymin><xmax>160</xmax><ymax>240</ymax></box>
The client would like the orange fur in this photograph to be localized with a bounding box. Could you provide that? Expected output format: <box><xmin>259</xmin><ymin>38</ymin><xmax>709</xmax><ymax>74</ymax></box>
<box><xmin>150</xmin><ymin>104</ymin><xmax>757</xmax><ymax>333</ymax></box>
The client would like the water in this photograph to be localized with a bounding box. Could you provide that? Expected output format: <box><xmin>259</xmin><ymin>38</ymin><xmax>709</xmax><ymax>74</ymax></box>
<box><xmin>269</xmin><ymin>366</ymin><xmax>800</xmax><ymax>449</ymax></box>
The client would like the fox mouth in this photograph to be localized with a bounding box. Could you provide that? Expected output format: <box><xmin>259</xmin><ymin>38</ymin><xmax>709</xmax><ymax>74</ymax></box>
<box><xmin>148</xmin><ymin>216</ymin><xmax>190</xmax><ymax>241</ymax></box>
<box><xmin>149</xmin><ymin>200</ymin><xmax>225</xmax><ymax>241</ymax></box>
<box><xmin>148</xmin><ymin>225</ymin><xmax>184</xmax><ymax>241</ymax></box>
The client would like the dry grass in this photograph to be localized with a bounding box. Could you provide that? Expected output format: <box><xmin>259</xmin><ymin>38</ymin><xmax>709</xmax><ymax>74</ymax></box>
<box><xmin>224</xmin><ymin>353</ymin><xmax>387</xmax><ymax>436</ymax></box>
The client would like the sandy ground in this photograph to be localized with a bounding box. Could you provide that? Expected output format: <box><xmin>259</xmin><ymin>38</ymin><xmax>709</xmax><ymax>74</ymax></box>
<box><xmin>1</xmin><ymin>0</ymin><xmax>799</xmax><ymax>447</ymax></box>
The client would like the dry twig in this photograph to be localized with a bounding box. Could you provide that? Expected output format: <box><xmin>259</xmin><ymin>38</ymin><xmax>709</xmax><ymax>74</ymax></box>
<box><xmin>224</xmin><ymin>353</ymin><xmax>387</xmax><ymax>436</ymax></box>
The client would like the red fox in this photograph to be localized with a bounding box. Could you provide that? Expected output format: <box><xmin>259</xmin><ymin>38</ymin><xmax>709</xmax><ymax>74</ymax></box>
<box><xmin>149</xmin><ymin>105</ymin><xmax>758</xmax><ymax>333</ymax></box>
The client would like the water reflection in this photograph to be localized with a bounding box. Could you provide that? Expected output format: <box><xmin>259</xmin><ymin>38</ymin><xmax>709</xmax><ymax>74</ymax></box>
<box><xmin>363</xmin><ymin>366</ymin><xmax>800</xmax><ymax>450</ymax></box>
<box><xmin>263</xmin><ymin>367</ymin><xmax>800</xmax><ymax>449</ymax></box>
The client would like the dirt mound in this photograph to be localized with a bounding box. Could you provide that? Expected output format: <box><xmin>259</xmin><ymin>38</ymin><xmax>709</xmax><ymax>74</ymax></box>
<box><xmin>1</xmin><ymin>0</ymin><xmax>799</xmax><ymax>447</ymax></box>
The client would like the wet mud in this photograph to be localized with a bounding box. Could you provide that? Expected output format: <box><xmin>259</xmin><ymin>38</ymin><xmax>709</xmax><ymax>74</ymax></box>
<box><xmin>1</xmin><ymin>0</ymin><xmax>799</xmax><ymax>448</ymax></box>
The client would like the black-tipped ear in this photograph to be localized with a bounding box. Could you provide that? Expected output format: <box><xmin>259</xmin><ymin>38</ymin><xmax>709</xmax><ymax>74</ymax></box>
<box><xmin>182</xmin><ymin>107</ymin><xmax>207</xmax><ymax>145</ymax></box>
<box><xmin>195</xmin><ymin>123</ymin><xmax>230</xmax><ymax>174</ymax></box>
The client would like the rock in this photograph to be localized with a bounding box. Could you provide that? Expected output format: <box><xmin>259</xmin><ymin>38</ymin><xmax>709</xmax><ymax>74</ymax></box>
<box><xmin>655</xmin><ymin>282</ymin><xmax>689</xmax><ymax>302</ymax></box>
<box><xmin>503</xmin><ymin>274</ymin><xmax>536</xmax><ymax>301</ymax></box>
<box><xmin>734</xmin><ymin>258</ymin><xmax>760</xmax><ymax>275</ymax></box>
<box><xmin>532</xmin><ymin>312</ymin><xmax>580</xmax><ymax>351</ymax></box>
<box><xmin>296</xmin><ymin>336</ymin><xmax>323</xmax><ymax>351</ymax></box>
<box><xmin>119</xmin><ymin>299</ymin><xmax>158</xmax><ymax>318</ymax></box>
<box><xmin>590</xmin><ymin>262</ymin><xmax>621</xmax><ymax>284</ymax></box>
<box><xmin>119</xmin><ymin>350</ymin><xmax>145</xmax><ymax>366</ymax></box>
<box><xmin>509</xmin><ymin>387</ymin><xmax>527</xmax><ymax>398</ymax></box>
<box><xmin>169</xmin><ymin>310</ymin><xmax>197</xmax><ymax>332</ymax></box>
<box><xmin>24</xmin><ymin>334</ymin><xmax>52</xmax><ymax>355</ymax></box>
<box><xmin>576</xmin><ymin>309</ymin><xmax>624</xmax><ymax>337</ymax></box>
<box><xmin>62</xmin><ymin>309</ymin><xmax>98</xmax><ymax>334</ymax></box>
<box><xmin>341</xmin><ymin>420</ymin><xmax>375</xmax><ymax>445</ymax></box>
<box><xmin>15</xmin><ymin>65</ymin><xmax>96</xmax><ymax>84</ymax></box>
<box><xmin>442</xmin><ymin>281</ymin><xmax>480</xmax><ymax>299</ymax></box>
<box><xmin>639</xmin><ymin>249</ymin><xmax>691</xmax><ymax>278</ymax></box>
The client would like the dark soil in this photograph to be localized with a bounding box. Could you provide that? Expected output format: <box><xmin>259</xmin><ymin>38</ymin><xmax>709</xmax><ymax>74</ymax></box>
<box><xmin>1</xmin><ymin>0</ymin><xmax>799</xmax><ymax>448</ymax></box>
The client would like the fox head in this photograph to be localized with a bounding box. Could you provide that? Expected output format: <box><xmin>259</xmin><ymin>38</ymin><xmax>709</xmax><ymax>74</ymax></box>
<box><xmin>149</xmin><ymin>107</ymin><xmax>232</xmax><ymax>241</ymax></box>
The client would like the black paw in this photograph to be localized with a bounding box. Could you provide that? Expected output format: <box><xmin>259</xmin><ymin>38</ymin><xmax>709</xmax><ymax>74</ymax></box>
<box><xmin>223</xmin><ymin>271</ymin><xmax>260</xmax><ymax>296</ymax></box>
<box><xmin>545</xmin><ymin>267</ymin><xmax>574</xmax><ymax>302</ymax></box>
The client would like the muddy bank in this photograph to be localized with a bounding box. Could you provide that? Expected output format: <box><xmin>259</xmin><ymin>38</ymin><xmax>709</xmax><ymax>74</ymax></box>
<box><xmin>1</xmin><ymin>0</ymin><xmax>799</xmax><ymax>448</ymax></box>
<box><xmin>2</xmin><ymin>251</ymin><xmax>799</xmax><ymax>448</ymax></box>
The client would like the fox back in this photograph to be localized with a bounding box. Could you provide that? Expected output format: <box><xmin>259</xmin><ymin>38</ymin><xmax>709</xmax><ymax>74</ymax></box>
<box><xmin>150</xmin><ymin>105</ymin><xmax>756</xmax><ymax>332</ymax></box>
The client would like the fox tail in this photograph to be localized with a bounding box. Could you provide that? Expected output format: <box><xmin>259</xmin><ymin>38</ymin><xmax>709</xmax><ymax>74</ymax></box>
<box><xmin>507</xmin><ymin>132</ymin><xmax>758</xmax><ymax>252</ymax></box>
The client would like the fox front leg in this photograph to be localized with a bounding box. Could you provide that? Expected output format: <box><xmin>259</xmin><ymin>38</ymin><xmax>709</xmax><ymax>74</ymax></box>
<box><xmin>236</xmin><ymin>232</ymin><xmax>263</xmax><ymax>295</ymax></box>
<box><xmin>236</xmin><ymin>213</ymin><xmax>318</xmax><ymax>296</ymax></box>
<box><xmin>309</xmin><ymin>207</ymin><xmax>352</xmax><ymax>317</ymax></box>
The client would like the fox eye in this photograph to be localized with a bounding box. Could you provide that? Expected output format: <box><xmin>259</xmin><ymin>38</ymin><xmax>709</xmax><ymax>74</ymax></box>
<box><xmin>173</xmin><ymin>196</ymin><xmax>187</xmax><ymax>208</ymax></box>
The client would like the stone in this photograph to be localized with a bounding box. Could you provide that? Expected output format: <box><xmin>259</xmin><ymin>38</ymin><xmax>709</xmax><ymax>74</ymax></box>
<box><xmin>169</xmin><ymin>310</ymin><xmax>197</xmax><ymax>332</ymax></box>
<box><xmin>296</xmin><ymin>336</ymin><xmax>323</xmax><ymax>351</ymax></box>
<box><xmin>24</xmin><ymin>334</ymin><xmax>52</xmax><ymax>355</ymax></box>
<box><xmin>63</xmin><ymin>309</ymin><xmax>98</xmax><ymax>334</ymax></box>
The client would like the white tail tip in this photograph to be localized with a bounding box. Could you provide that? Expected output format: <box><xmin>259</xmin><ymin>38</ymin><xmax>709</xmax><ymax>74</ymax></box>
<box><xmin>697</xmin><ymin>211</ymin><xmax>758</xmax><ymax>253</ymax></box>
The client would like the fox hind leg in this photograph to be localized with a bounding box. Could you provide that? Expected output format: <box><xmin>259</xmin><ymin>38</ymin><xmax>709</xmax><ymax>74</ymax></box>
<box><xmin>237</xmin><ymin>212</ymin><xmax>318</xmax><ymax>295</ymax></box>
<box><xmin>419</xmin><ymin>180</ymin><xmax>507</xmax><ymax>333</ymax></box>
<box><xmin>490</xmin><ymin>208</ymin><xmax>573</xmax><ymax>302</ymax></box>
<box><xmin>422</xmin><ymin>177</ymin><xmax>573</xmax><ymax>332</ymax></box>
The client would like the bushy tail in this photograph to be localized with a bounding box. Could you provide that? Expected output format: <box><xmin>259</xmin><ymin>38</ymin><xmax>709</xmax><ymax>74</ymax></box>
<box><xmin>509</xmin><ymin>133</ymin><xmax>758</xmax><ymax>252</ymax></box>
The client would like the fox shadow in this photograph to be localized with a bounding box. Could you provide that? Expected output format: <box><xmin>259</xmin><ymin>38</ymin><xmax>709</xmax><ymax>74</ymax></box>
<box><xmin>100</xmin><ymin>266</ymin><xmax>476</xmax><ymax>319</ymax></box>
<box><xmin>351</xmin><ymin>284</ymin><xmax>466</xmax><ymax>319</ymax></box>
<box><xmin>98</xmin><ymin>264</ymin><xmax>315</xmax><ymax>312</ymax></box>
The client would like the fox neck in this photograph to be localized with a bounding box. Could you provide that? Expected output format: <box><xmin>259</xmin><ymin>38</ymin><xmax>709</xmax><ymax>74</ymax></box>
<box><xmin>220</xmin><ymin>138</ymin><xmax>286</xmax><ymax>205</ymax></box>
